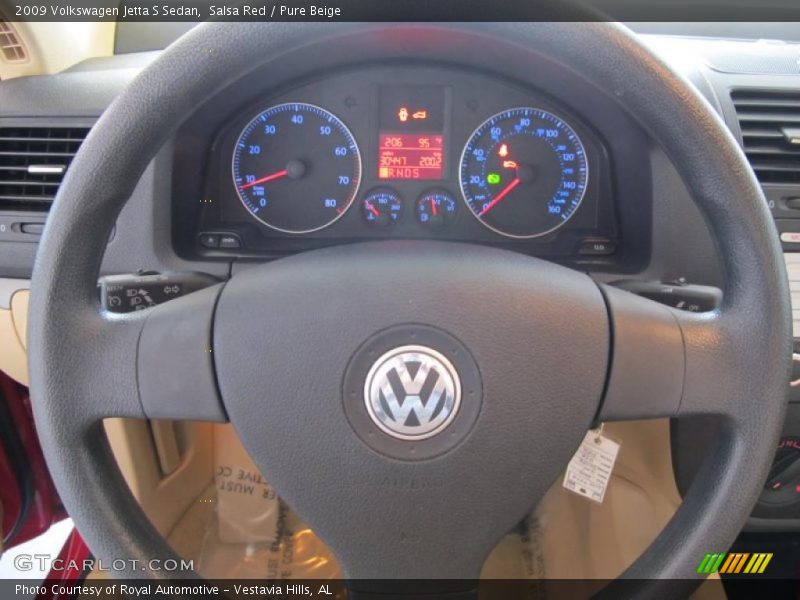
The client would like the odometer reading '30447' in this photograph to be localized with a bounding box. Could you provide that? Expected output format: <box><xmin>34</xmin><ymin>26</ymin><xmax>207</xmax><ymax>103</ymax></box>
<box><xmin>459</xmin><ymin>108</ymin><xmax>588</xmax><ymax>239</ymax></box>
<box><xmin>232</xmin><ymin>103</ymin><xmax>361</xmax><ymax>234</ymax></box>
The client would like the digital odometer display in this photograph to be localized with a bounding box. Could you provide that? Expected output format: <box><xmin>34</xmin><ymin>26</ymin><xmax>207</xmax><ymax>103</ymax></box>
<box><xmin>378</xmin><ymin>133</ymin><xmax>444</xmax><ymax>180</ymax></box>
<box><xmin>460</xmin><ymin>107</ymin><xmax>588</xmax><ymax>239</ymax></box>
<box><xmin>377</xmin><ymin>85</ymin><xmax>446</xmax><ymax>181</ymax></box>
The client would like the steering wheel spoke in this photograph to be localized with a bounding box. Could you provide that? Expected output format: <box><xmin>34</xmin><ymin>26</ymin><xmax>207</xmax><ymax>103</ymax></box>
<box><xmin>136</xmin><ymin>284</ymin><xmax>227</xmax><ymax>422</ymax></box>
<box><xmin>50</xmin><ymin>284</ymin><xmax>227</xmax><ymax>425</ymax></box>
<box><xmin>43</xmin><ymin>308</ymin><xmax>149</xmax><ymax>426</ymax></box>
<box><xmin>599</xmin><ymin>284</ymin><xmax>764</xmax><ymax>422</ymax></box>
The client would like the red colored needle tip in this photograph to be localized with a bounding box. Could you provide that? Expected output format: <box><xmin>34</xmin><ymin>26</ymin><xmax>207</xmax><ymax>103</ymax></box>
<box><xmin>239</xmin><ymin>169</ymin><xmax>289</xmax><ymax>190</ymax></box>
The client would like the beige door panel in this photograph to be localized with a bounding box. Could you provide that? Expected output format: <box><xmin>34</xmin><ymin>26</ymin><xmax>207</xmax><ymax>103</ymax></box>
<box><xmin>11</xmin><ymin>289</ymin><xmax>28</xmax><ymax>350</ymax></box>
<box><xmin>0</xmin><ymin>285</ymin><xmax>29</xmax><ymax>386</ymax></box>
<box><xmin>103</xmin><ymin>419</ymin><xmax>214</xmax><ymax>537</ymax></box>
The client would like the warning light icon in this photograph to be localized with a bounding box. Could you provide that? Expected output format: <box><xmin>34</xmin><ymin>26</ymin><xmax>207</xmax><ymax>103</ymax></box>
<box><xmin>398</xmin><ymin>108</ymin><xmax>429</xmax><ymax>123</ymax></box>
<box><xmin>498</xmin><ymin>143</ymin><xmax>509</xmax><ymax>157</ymax></box>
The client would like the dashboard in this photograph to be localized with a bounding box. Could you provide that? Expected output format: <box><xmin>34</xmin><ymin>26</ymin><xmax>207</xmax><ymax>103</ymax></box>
<box><xmin>173</xmin><ymin>65</ymin><xmax>640</xmax><ymax>270</ymax></box>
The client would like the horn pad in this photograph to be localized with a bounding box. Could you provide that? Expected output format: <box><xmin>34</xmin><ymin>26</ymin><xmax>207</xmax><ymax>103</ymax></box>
<box><xmin>342</xmin><ymin>324</ymin><xmax>483</xmax><ymax>459</ymax></box>
<box><xmin>213</xmin><ymin>241</ymin><xmax>609</xmax><ymax>578</ymax></box>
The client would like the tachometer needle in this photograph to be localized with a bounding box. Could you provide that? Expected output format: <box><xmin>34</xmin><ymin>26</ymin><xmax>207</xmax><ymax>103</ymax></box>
<box><xmin>238</xmin><ymin>169</ymin><xmax>289</xmax><ymax>190</ymax></box>
<box><xmin>430</xmin><ymin>197</ymin><xmax>438</xmax><ymax>216</ymax></box>
<box><xmin>478</xmin><ymin>177</ymin><xmax>521</xmax><ymax>217</ymax></box>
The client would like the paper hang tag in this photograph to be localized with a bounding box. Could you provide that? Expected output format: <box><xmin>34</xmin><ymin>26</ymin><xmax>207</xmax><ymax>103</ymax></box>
<box><xmin>563</xmin><ymin>426</ymin><xmax>620</xmax><ymax>504</ymax></box>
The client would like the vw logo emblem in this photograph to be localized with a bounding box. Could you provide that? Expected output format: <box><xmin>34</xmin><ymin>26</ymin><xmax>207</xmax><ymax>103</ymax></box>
<box><xmin>364</xmin><ymin>345</ymin><xmax>461</xmax><ymax>440</ymax></box>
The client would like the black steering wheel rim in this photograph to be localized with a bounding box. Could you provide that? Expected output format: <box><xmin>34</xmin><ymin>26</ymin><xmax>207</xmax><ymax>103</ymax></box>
<box><xmin>27</xmin><ymin>22</ymin><xmax>791</xmax><ymax>598</ymax></box>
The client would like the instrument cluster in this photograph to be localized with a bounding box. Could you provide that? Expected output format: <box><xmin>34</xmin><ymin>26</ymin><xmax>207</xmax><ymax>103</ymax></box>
<box><xmin>181</xmin><ymin>65</ymin><xmax>621</xmax><ymax>266</ymax></box>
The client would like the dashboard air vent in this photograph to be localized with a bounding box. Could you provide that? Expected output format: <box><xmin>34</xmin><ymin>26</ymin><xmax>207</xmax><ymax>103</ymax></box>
<box><xmin>731</xmin><ymin>89</ymin><xmax>800</xmax><ymax>184</ymax></box>
<box><xmin>0</xmin><ymin>127</ymin><xmax>90</xmax><ymax>212</ymax></box>
<box><xmin>0</xmin><ymin>21</ymin><xmax>27</xmax><ymax>63</ymax></box>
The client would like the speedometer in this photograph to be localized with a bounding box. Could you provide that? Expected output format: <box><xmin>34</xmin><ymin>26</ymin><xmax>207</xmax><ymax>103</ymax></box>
<box><xmin>232</xmin><ymin>103</ymin><xmax>361</xmax><ymax>234</ymax></box>
<box><xmin>459</xmin><ymin>108</ymin><xmax>588</xmax><ymax>239</ymax></box>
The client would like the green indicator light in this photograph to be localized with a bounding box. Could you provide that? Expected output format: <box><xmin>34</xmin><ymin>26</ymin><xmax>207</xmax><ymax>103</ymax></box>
<box><xmin>487</xmin><ymin>173</ymin><xmax>501</xmax><ymax>185</ymax></box>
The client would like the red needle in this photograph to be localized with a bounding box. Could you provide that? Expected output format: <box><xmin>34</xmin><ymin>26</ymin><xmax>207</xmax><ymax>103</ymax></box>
<box><xmin>430</xmin><ymin>197</ymin><xmax>438</xmax><ymax>216</ymax></box>
<box><xmin>239</xmin><ymin>169</ymin><xmax>289</xmax><ymax>190</ymax></box>
<box><xmin>365</xmin><ymin>201</ymin><xmax>380</xmax><ymax>217</ymax></box>
<box><xmin>478</xmin><ymin>177</ymin><xmax>521</xmax><ymax>217</ymax></box>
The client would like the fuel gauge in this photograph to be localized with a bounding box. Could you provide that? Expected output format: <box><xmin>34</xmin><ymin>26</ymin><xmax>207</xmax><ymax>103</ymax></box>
<box><xmin>362</xmin><ymin>189</ymin><xmax>403</xmax><ymax>227</ymax></box>
<box><xmin>416</xmin><ymin>190</ymin><xmax>458</xmax><ymax>229</ymax></box>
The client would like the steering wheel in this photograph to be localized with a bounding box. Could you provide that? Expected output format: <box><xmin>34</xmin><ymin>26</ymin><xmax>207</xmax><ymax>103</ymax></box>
<box><xmin>27</xmin><ymin>22</ymin><xmax>791</xmax><ymax>599</ymax></box>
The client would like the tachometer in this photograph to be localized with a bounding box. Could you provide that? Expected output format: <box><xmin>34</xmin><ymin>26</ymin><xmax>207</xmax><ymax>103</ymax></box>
<box><xmin>459</xmin><ymin>108</ymin><xmax>588</xmax><ymax>239</ymax></box>
<box><xmin>232</xmin><ymin>103</ymin><xmax>361</xmax><ymax>234</ymax></box>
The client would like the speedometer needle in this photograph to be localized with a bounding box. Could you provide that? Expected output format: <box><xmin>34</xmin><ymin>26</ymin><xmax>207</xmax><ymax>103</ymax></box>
<box><xmin>238</xmin><ymin>169</ymin><xmax>289</xmax><ymax>190</ymax></box>
<box><xmin>478</xmin><ymin>177</ymin><xmax>521</xmax><ymax>217</ymax></box>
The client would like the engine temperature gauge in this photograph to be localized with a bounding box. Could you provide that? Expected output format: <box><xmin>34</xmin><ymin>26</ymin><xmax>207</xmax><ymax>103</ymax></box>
<box><xmin>416</xmin><ymin>190</ymin><xmax>458</xmax><ymax>229</ymax></box>
<box><xmin>362</xmin><ymin>189</ymin><xmax>403</xmax><ymax>227</ymax></box>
